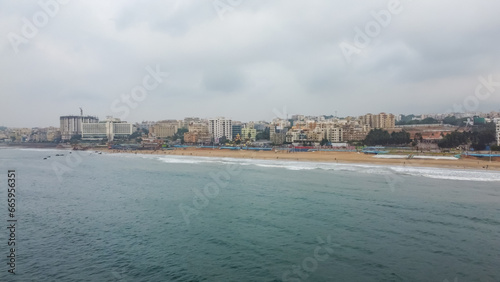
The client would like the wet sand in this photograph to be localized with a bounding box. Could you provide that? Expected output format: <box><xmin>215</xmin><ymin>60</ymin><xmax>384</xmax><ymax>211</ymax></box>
<box><xmin>100</xmin><ymin>148</ymin><xmax>500</xmax><ymax>172</ymax></box>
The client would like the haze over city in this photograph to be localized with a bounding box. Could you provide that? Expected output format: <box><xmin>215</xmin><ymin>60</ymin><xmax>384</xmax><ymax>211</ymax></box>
<box><xmin>2</xmin><ymin>0</ymin><xmax>500</xmax><ymax>127</ymax></box>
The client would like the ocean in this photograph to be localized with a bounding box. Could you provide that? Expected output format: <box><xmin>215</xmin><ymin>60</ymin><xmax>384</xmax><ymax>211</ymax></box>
<box><xmin>0</xmin><ymin>148</ymin><xmax>499</xmax><ymax>281</ymax></box>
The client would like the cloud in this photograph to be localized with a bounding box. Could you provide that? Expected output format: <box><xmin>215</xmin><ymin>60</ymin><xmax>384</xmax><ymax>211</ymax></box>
<box><xmin>1</xmin><ymin>0</ymin><xmax>500</xmax><ymax>127</ymax></box>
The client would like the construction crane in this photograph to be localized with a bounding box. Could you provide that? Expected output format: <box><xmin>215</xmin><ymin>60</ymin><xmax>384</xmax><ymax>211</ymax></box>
<box><xmin>80</xmin><ymin>107</ymin><xmax>83</xmax><ymax>116</ymax></box>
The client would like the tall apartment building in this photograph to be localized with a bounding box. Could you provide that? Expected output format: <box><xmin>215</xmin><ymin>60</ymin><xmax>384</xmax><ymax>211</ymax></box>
<box><xmin>60</xmin><ymin>115</ymin><xmax>99</xmax><ymax>141</ymax></box>
<box><xmin>361</xmin><ymin>113</ymin><xmax>395</xmax><ymax>129</ymax></box>
<box><xmin>209</xmin><ymin>117</ymin><xmax>232</xmax><ymax>142</ymax></box>
<box><xmin>496</xmin><ymin>122</ymin><xmax>500</xmax><ymax>146</ymax></box>
<box><xmin>81</xmin><ymin>117</ymin><xmax>133</xmax><ymax>141</ymax></box>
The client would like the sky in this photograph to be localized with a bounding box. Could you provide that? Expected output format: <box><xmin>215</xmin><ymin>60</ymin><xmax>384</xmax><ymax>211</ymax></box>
<box><xmin>1</xmin><ymin>0</ymin><xmax>500</xmax><ymax>128</ymax></box>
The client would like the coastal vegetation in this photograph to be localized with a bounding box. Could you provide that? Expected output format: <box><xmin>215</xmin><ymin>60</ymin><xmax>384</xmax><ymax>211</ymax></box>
<box><xmin>396</xmin><ymin>115</ymin><xmax>440</xmax><ymax>125</ymax></box>
<box><xmin>363</xmin><ymin>129</ymin><xmax>411</xmax><ymax>146</ymax></box>
<box><xmin>438</xmin><ymin>122</ymin><xmax>496</xmax><ymax>150</ymax></box>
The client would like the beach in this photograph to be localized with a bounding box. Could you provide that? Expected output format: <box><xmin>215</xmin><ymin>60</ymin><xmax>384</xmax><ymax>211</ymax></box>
<box><xmin>100</xmin><ymin>148</ymin><xmax>500</xmax><ymax>171</ymax></box>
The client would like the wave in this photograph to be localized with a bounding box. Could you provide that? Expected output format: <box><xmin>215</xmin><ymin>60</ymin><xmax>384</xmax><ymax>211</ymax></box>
<box><xmin>18</xmin><ymin>148</ymin><xmax>70</xmax><ymax>153</ymax></box>
<box><xmin>412</xmin><ymin>156</ymin><xmax>458</xmax><ymax>160</ymax></box>
<box><xmin>130</xmin><ymin>155</ymin><xmax>500</xmax><ymax>182</ymax></box>
<box><xmin>373</xmin><ymin>155</ymin><xmax>409</xmax><ymax>159</ymax></box>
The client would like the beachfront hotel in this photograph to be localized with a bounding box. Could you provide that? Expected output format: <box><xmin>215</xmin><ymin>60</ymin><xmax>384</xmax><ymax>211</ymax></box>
<box><xmin>81</xmin><ymin>116</ymin><xmax>133</xmax><ymax>141</ymax></box>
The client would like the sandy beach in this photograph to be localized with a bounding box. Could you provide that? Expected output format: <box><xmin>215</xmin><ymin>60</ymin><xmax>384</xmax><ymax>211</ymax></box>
<box><xmin>99</xmin><ymin>148</ymin><xmax>500</xmax><ymax>172</ymax></box>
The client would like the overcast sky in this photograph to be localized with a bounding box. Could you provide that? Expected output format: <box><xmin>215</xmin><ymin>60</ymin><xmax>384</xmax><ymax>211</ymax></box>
<box><xmin>1</xmin><ymin>0</ymin><xmax>500</xmax><ymax>127</ymax></box>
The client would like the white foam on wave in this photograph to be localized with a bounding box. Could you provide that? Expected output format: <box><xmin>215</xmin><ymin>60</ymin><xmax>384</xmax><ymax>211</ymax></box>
<box><xmin>412</xmin><ymin>156</ymin><xmax>458</xmax><ymax>160</ymax></box>
<box><xmin>107</xmin><ymin>153</ymin><xmax>500</xmax><ymax>182</ymax></box>
<box><xmin>17</xmin><ymin>148</ymin><xmax>64</xmax><ymax>152</ymax></box>
<box><xmin>386</xmin><ymin>166</ymin><xmax>500</xmax><ymax>182</ymax></box>
<box><xmin>18</xmin><ymin>148</ymin><xmax>68</xmax><ymax>153</ymax></box>
<box><xmin>373</xmin><ymin>155</ymin><xmax>409</xmax><ymax>159</ymax></box>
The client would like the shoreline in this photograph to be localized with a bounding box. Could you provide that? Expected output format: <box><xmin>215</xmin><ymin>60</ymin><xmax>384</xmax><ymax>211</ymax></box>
<box><xmin>4</xmin><ymin>144</ymin><xmax>500</xmax><ymax>172</ymax></box>
<box><xmin>100</xmin><ymin>148</ymin><xmax>500</xmax><ymax>172</ymax></box>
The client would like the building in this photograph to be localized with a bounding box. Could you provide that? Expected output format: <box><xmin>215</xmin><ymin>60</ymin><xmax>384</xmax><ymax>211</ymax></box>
<box><xmin>137</xmin><ymin>121</ymin><xmax>156</xmax><ymax>130</ymax></box>
<box><xmin>342</xmin><ymin>124</ymin><xmax>370</xmax><ymax>141</ymax></box>
<box><xmin>60</xmin><ymin>115</ymin><xmax>99</xmax><ymax>141</ymax></box>
<box><xmin>270</xmin><ymin>126</ymin><xmax>287</xmax><ymax>145</ymax></box>
<box><xmin>82</xmin><ymin>117</ymin><xmax>133</xmax><ymax>141</ymax></box>
<box><xmin>209</xmin><ymin>117</ymin><xmax>232</xmax><ymax>142</ymax></box>
<box><xmin>45</xmin><ymin>127</ymin><xmax>61</xmax><ymax>142</ymax></box>
<box><xmin>150</xmin><ymin>121</ymin><xmax>178</xmax><ymax>139</ymax></box>
<box><xmin>10</xmin><ymin>128</ymin><xmax>32</xmax><ymax>142</ymax></box>
<box><xmin>497</xmin><ymin>122</ymin><xmax>500</xmax><ymax>146</ymax></box>
<box><xmin>183</xmin><ymin>123</ymin><xmax>211</xmax><ymax>144</ymax></box>
<box><xmin>241</xmin><ymin>127</ymin><xmax>257</xmax><ymax>141</ymax></box>
<box><xmin>324</xmin><ymin>127</ymin><xmax>343</xmax><ymax>143</ymax></box>
<box><xmin>361</xmin><ymin>113</ymin><xmax>395</xmax><ymax>129</ymax></box>
<box><xmin>285</xmin><ymin>130</ymin><xmax>314</xmax><ymax>145</ymax></box>
<box><xmin>232</xmin><ymin>124</ymin><xmax>242</xmax><ymax>139</ymax></box>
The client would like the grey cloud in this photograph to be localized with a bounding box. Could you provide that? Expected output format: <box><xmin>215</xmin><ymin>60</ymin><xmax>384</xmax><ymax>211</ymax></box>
<box><xmin>1</xmin><ymin>0</ymin><xmax>500</xmax><ymax>127</ymax></box>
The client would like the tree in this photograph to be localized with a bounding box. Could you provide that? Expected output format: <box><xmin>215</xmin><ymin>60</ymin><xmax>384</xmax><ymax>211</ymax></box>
<box><xmin>128</xmin><ymin>130</ymin><xmax>142</xmax><ymax>140</ymax></box>
<box><xmin>390</xmin><ymin>130</ymin><xmax>411</xmax><ymax>145</ymax></box>
<box><xmin>364</xmin><ymin>129</ymin><xmax>391</xmax><ymax>145</ymax></box>
<box><xmin>438</xmin><ymin>131</ymin><xmax>470</xmax><ymax>148</ymax></box>
<box><xmin>256</xmin><ymin>127</ymin><xmax>270</xmax><ymax>140</ymax></box>
<box><xmin>414</xmin><ymin>133</ymin><xmax>423</xmax><ymax>142</ymax></box>
<box><xmin>396</xmin><ymin>117</ymin><xmax>439</xmax><ymax>125</ymax></box>
<box><xmin>173</xmin><ymin>128</ymin><xmax>188</xmax><ymax>144</ymax></box>
<box><xmin>364</xmin><ymin>129</ymin><xmax>410</xmax><ymax>146</ymax></box>
<box><xmin>320</xmin><ymin>138</ymin><xmax>329</xmax><ymax>146</ymax></box>
<box><xmin>219</xmin><ymin>136</ymin><xmax>227</xmax><ymax>145</ymax></box>
<box><xmin>438</xmin><ymin>123</ymin><xmax>496</xmax><ymax>149</ymax></box>
<box><xmin>442</xmin><ymin>116</ymin><xmax>467</xmax><ymax>126</ymax></box>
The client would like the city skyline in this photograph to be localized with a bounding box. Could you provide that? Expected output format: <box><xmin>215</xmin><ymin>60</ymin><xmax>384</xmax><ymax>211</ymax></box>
<box><xmin>1</xmin><ymin>109</ymin><xmax>500</xmax><ymax>129</ymax></box>
<box><xmin>2</xmin><ymin>1</ymin><xmax>500</xmax><ymax>128</ymax></box>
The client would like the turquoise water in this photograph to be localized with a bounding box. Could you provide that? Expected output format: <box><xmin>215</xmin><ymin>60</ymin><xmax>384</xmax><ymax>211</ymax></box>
<box><xmin>0</xmin><ymin>148</ymin><xmax>499</xmax><ymax>281</ymax></box>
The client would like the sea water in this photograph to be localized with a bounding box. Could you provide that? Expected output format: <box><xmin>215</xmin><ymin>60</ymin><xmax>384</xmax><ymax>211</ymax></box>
<box><xmin>0</xmin><ymin>148</ymin><xmax>499</xmax><ymax>281</ymax></box>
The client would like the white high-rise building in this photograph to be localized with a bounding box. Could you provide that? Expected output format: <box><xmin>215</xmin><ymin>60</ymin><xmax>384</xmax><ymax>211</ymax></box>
<box><xmin>209</xmin><ymin>117</ymin><xmax>232</xmax><ymax>142</ymax></box>
<box><xmin>60</xmin><ymin>115</ymin><xmax>99</xmax><ymax>141</ymax></box>
<box><xmin>496</xmin><ymin>122</ymin><xmax>500</xmax><ymax>146</ymax></box>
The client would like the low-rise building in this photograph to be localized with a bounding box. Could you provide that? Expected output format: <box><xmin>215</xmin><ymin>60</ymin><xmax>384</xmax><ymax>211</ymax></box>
<box><xmin>184</xmin><ymin>122</ymin><xmax>211</xmax><ymax>144</ymax></box>
<box><xmin>324</xmin><ymin>127</ymin><xmax>343</xmax><ymax>143</ymax></box>
<box><xmin>270</xmin><ymin>126</ymin><xmax>287</xmax><ymax>145</ymax></box>
<box><xmin>150</xmin><ymin>121</ymin><xmax>178</xmax><ymax>139</ymax></box>
<box><xmin>241</xmin><ymin>127</ymin><xmax>257</xmax><ymax>141</ymax></box>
